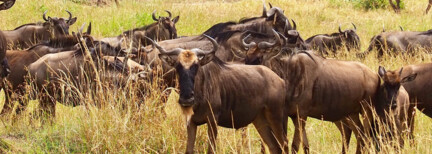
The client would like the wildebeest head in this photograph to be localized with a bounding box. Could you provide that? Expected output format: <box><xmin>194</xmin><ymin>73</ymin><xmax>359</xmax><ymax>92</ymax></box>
<box><xmin>378</xmin><ymin>66</ymin><xmax>417</xmax><ymax>109</ymax></box>
<box><xmin>42</xmin><ymin>10</ymin><xmax>77</xmax><ymax>36</ymax></box>
<box><xmin>337</xmin><ymin>23</ymin><xmax>360</xmax><ymax>51</ymax></box>
<box><xmin>146</xmin><ymin>35</ymin><xmax>218</xmax><ymax>107</ymax></box>
<box><xmin>0</xmin><ymin>0</ymin><xmax>15</xmax><ymax>11</ymax></box>
<box><xmin>262</xmin><ymin>3</ymin><xmax>291</xmax><ymax>33</ymax></box>
<box><xmin>152</xmin><ymin>10</ymin><xmax>180</xmax><ymax>39</ymax></box>
<box><xmin>243</xmin><ymin>30</ymin><xmax>282</xmax><ymax>65</ymax></box>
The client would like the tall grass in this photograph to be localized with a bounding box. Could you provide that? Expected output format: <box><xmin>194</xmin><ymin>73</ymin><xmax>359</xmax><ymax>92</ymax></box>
<box><xmin>0</xmin><ymin>0</ymin><xmax>431</xmax><ymax>153</ymax></box>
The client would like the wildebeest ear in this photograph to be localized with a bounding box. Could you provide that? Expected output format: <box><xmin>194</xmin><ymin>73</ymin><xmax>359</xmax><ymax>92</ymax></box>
<box><xmin>159</xmin><ymin>54</ymin><xmax>176</xmax><ymax>67</ymax></box>
<box><xmin>68</xmin><ymin>17</ymin><xmax>77</xmax><ymax>25</ymax></box>
<box><xmin>172</xmin><ymin>16</ymin><xmax>180</xmax><ymax>24</ymax></box>
<box><xmin>401</xmin><ymin>73</ymin><xmax>417</xmax><ymax>83</ymax></box>
<box><xmin>198</xmin><ymin>54</ymin><xmax>214</xmax><ymax>66</ymax></box>
<box><xmin>378</xmin><ymin>66</ymin><xmax>386</xmax><ymax>78</ymax></box>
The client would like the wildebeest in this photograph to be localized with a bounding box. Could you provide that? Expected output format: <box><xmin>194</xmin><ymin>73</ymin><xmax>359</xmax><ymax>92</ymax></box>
<box><xmin>305</xmin><ymin>23</ymin><xmax>360</xmax><ymax>56</ymax></box>
<box><xmin>358</xmin><ymin>30</ymin><xmax>432</xmax><ymax>58</ymax></box>
<box><xmin>244</xmin><ymin>31</ymin><xmax>380</xmax><ymax>154</ymax></box>
<box><xmin>26</xmin><ymin>34</ymin><xmax>134</xmax><ymax>118</ymax></box>
<box><xmin>101</xmin><ymin>10</ymin><xmax>179</xmax><ymax>57</ymax></box>
<box><xmin>0</xmin><ymin>0</ymin><xmax>15</xmax><ymax>11</ymax></box>
<box><xmin>399</xmin><ymin>63</ymin><xmax>432</xmax><ymax>118</ymax></box>
<box><xmin>147</xmin><ymin>35</ymin><xmax>289</xmax><ymax>153</ymax></box>
<box><xmin>3</xmin><ymin>10</ymin><xmax>77</xmax><ymax>49</ymax></box>
<box><xmin>370</xmin><ymin>66</ymin><xmax>417</xmax><ymax>148</ymax></box>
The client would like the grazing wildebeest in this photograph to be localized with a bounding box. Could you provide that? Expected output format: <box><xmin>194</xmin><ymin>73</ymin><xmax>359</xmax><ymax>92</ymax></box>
<box><xmin>26</xmin><ymin>34</ymin><xmax>134</xmax><ymax>118</ymax></box>
<box><xmin>370</xmin><ymin>66</ymin><xmax>417</xmax><ymax>148</ymax></box>
<box><xmin>399</xmin><ymin>63</ymin><xmax>432</xmax><ymax>118</ymax></box>
<box><xmin>244</xmin><ymin>30</ymin><xmax>380</xmax><ymax>154</ymax></box>
<box><xmin>146</xmin><ymin>35</ymin><xmax>289</xmax><ymax>153</ymax></box>
<box><xmin>101</xmin><ymin>10</ymin><xmax>179</xmax><ymax>59</ymax></box>
<box><xmin>0</xmin><ymin>0</ymin><xmax>15</xmax><ymax>11</ymax></box>
<box><xmin>358</xmin><ymin>30</ymin><xmax>432</xmax><ymax>58</ymax></box>
<box><xmin>305</xmin><ymin>23</ymin><xmax>360</xmax><ymax>56</ymax></box>
<box><xmin>3</xmin><ymin>10</ymin><xmax>77</xmax><ymax>49</ymax></box>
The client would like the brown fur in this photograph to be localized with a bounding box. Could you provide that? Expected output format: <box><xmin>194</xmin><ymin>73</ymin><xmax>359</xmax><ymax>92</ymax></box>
<box><xmin>178</xmin><ymin>50</ymin><xmax>198</xmax><ymax>69</ymax></box>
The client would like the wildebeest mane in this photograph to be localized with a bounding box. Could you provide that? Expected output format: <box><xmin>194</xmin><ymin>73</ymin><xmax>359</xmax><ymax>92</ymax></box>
<box><xmin>305</xmin><ymin>34</ymin><xmax>330</xmax><ymax>43</ymax></box>
<box><xmin>238</xmin><ymin>17</ymin><xmax>262</xmax><ymax>23</ymax></box>
<box><xmin>420</xmin><ymin>29</ymin><xmax>432</xmax><ymax>35</ymax></box>
<box><xmin>27</xmin><ymin>35</ymin><xmax>79</xmax><ymax>51</ymax></box>
<box><xmin>13</xmin><ymin>22</ymin><xmax>41</xmax><ymax>30</ymax></box>
<box><xmin>202</xmin><ymin>21</ymin><xmax>236</xmax><ymax>38</ymax></box>
<box><xmin>121</xmin><ymin>22</ymin><xmax>158</xmax><ymax>36</ymax></box>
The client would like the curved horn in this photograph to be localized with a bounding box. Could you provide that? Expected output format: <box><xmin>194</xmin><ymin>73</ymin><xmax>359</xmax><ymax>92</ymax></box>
<box><xmin>352</xmin><ymin>23</ymin><xmax>357</xmax><ymax>30</ymax></box>
<box><xmin>262</xmin><ymin>2</ymin><xmax>267</xmax><ymax>17</ymax></box>
<box><xmin>400</xmin><ymin>25</ymin><xmax>404</xmax><ymax>31</ymax></box>
<box><xmin>144</xmin><ymin>36</ymin><xmax>167</xmax><ymax>54</ymax></box>
<box><xmin>43</xmin><ymin>10</ymin><xmax>49</xmax><ymax>21</ymax></box>
<box><xmin>291</xmin><ymin>19</ymin><xmax>297</xmax><ymax>30</ymax></box>
<box><xmin>79</xmin><ymin>22</ymin><xmax>86</xmax><ymax>34</ymax></box>
<box><xmin>202</xmin><ymin>34</ymin><xmax>218</xmax><ymax>54</ymax></box>
<box><xmin>66</xmin><ymin>10</ymin><xmax>72</xmax><ymax>21</ymax></box>
<box><xmin>284</xmin><ymin>19</ymin><xmax>289</xmax><ymax>32</ymax></box>
<box><xmin>277</xmin><ymin>31</ymin><xmax>288</xmax><ymax>45</ymax></box>
<box><xmin>87</xmin><ymin>22</ymin><xmax>92</xmax><ymax>35</ymax></box>
<box><xmin>399</xmin><ymin>67</ymin><xmax>404</xmax><ymax>76</ymax></box>
<box><xmin>258</xmin><ymin>41</ymin><xmax>276</xmax><ymax>49</ymax></box>
<box><xmin>272</xmin><ymin>29</ymin><xmax>283</xmax><ymax>45</ymax></box>
<box><xmin>269</xmin><ymin>2</ymin><xmax>273</xmax><ymax>8</ymax></box>
<box><xmin>165</xmin><ymin>10</ymin><xmax>172</xmax><ymax>18</ymax></box>
<box><xmin>338</xmin><ymin>25</ymin><xmax>343</xmax><ymax>33</ymax></box>
<box><xmin>242</xmin><ymin>34</ymin><xmax>257</xmax><ymax>49</ymax></box>
<box><xmin>152</xmin><ymin>10</ymin><xmax>158</xmax><ymax>21</ymax></box>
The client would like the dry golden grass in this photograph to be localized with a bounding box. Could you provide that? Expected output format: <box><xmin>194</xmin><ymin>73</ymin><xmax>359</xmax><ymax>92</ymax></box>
<box><xmin>0</xmin><ymin>0</ymin><xmax>431</xmax><ymax>153</ymax></box>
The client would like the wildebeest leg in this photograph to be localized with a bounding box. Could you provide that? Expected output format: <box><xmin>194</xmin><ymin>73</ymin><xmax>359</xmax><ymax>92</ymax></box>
<box><xmin>407</xmin><ymin>106</ymin><xmax>416</xmax><ymax>145</ymax></box>
<box><xmin>253</xmin><ymin>114</ymin><xmax>281</xmax><ymax>153</ymax></box>
<box><xmin>345</xmin><ymin>114</ymin><xmax>365</xmax><ymax>154</ymax></box>
<box><xmin>426</xmin><ymin>0</ymin><xmax>432</xmax><ymax>14</ymax></box>
<box><xmin>291</xmin><ymin>116</ymin><xmax>309</xmax><ymax>154</ymax></box>
<box><xmin>265</xmin><ymin>108</ymin><xmax>289</xmax><ymax>153</ymax></box>
<box><xmin>39</xmin><ymin>93</ymin><xmax>56</xmax><ymax>124</ymax></box>
<box><xmin>185</xmin><ymin>122</ymin><xmax>197</xmax><ymax>154</ymax></box>
<box><xmin>335</xmin><ymin>120</ymin><xmax>352</xmax><ymax>154</ymax></box>
<box><xmin>207</xmin><ymin>118</ymin><xmax>218</xmax><ymax>154</ymax></box>
<box><xmin>0</xmin><ymin>86</ymin><xmax>14</xmax><ymax>117</ymax></box>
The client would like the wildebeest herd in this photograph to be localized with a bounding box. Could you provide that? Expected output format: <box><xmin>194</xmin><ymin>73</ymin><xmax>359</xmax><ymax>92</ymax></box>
<box><xmin>1</xmin><ymin>1</ymin><xmax>432</xmax><ymax>153</ymax></box>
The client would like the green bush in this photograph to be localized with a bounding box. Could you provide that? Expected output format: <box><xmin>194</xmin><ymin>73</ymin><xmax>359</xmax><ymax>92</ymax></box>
<box><xmin>354</xmin><ymin>0</ymin><xmax>390</xmax><ymax>10</ymax></box>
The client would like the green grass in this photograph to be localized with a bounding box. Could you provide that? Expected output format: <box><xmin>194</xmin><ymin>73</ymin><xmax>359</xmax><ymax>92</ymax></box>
<box><xmin>0</xmin><ymin>0</ymin><xmax>432</xmax><ymax>153</ymax></box>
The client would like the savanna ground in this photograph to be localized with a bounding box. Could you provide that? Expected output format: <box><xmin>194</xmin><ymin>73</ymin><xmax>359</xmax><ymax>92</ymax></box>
<box><xmin>1</xmin><ymin>0</ymin><xmax>432</xmax><ymax>153</ymax></box>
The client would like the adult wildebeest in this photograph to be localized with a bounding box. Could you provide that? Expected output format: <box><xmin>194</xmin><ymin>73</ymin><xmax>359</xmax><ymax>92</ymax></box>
<box><xmin>369</xmin><ymin>66</ymin><xmax>417</xmax><ymax>149</ymax></box>
<box><xmin>26</xmin><ymin>33</ymin><xmax>135</xmax><ymax>118</ymax></box>
<box><xmin>244</xmin><ymin>30</ymin><xmax>380</xmax><ymax>154</ymax></box>
<box><xmin>358</xmin><ymin>30</ymin><xmax>432</xmax><ymax>58</ymax></box>
<box><xmin>101</xmin><ymin>10</ymin><xmax>179</xmax><ymax>55</ymax></box>
<box><xmin>3</xmin><ymin>10</ymin><xmax>77</xmax><ymax>49</ymax></box>
<box><xmin>305</xmin><ymin>23</ymin><xmax>360</xmax><ymax>56</ymax></box>
<box><xmin>0</xmin><ymin>0</ymin><xmax>15</xmax><ymax>11</ymax></box>
<box><xmin>399</xmin><ymin>63</ymin><xmax>432</xmax><ymax>118</ymax></box>
<box><xmin>147</xmin><ymin>35</ymin><xmax>289</xmax><ymax>153</ymax></box>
